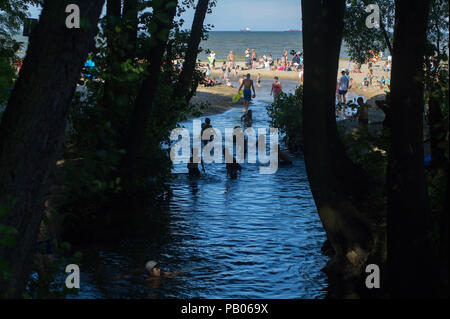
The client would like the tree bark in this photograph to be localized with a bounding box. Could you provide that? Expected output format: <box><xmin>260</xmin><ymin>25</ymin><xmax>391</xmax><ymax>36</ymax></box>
<box><xmin>380</xmin><ymin>16</ymin><xmax>393</xmax><ymax>55</ymax></box>
<box><xmin>0</xmin><ymin>0</ymin><xmax>104</xmax><ymax>298</ymax></box>
<box><xmin>122</xmin><ymin>0</ymin><xmax>178</xmax><ymax>186</ymax></box>
<box><xmin>387</xmin><ymin>0</ymin><xmax>434</xmax><ymax>297</ymax></box>
<box><xmin>428</xmin><ymin>95</ymin><xmax>446</xmax><ymax>171</ymax></box>
<box><xmin>301</xmin><ymin>0</ymin><xmax>373</xmax><ymax>270</ymax></box>
<box><xmin>173</xmin><ymin>0</ymin><xmax>210</xmax><ymax>104</ymax></box>
<box><xmin>102</xmin><ymin>0</ymin><xmax>123</xmax><ymax>123</ymax></box>
<box><xmin>122</xmin><ymin>0</ymin><xmax>139</xmax><ymax>60</ymax></box>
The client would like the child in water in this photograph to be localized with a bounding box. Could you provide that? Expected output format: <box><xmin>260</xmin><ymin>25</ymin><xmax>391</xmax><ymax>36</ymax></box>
<box><xmin>241</xmin><ymin>109</ymin><xmax>253</xmax><ymax>125</ymax></box>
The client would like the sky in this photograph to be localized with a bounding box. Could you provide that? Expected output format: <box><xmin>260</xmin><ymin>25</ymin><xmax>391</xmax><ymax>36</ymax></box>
<box><xmin>27</xmin><ymin>0</ymin><xmax>302</xmax><ymax>32</ymax></box>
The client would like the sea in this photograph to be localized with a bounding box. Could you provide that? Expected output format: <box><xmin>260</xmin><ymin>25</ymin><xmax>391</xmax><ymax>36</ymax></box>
<box><xmin>197</xmin><ymin>31</ymin><xmax>351</xmax><ymax>61</ymax></box>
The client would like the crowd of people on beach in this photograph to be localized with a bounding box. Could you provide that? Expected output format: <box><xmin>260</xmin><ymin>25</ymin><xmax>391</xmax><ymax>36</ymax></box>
<box><xmin>200</xmin><ymin>48</ymin><xmax>305</xmax><ymax>85</ymax></box>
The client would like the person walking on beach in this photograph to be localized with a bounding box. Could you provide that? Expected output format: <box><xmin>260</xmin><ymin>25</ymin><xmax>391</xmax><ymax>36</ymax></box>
<box><xmin>336</xmin><ymin>70</ymin><xmax>349</xmax><ymax>104</ymax></box>
<box><xmin>238</xmin><ymin>73</ymin><xmax>256</xmax><ymax>113</ymax></box>
<box><xmin>270</xmin><ymin>76</ymin><xmax>282</xmax><ymax>102</ymax></box>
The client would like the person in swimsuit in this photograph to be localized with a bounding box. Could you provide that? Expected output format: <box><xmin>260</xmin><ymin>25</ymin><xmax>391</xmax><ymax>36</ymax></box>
<box><xmin>227</xmin><ymin>51</ymin><xmax>234</xmax><ymax>69</ymax></box>
<box><xmin>270</xmin><ymin>76</ymin><xmax>282</xmax><ymax>102</ymax></box>
<box><xmin>211</xmin><ymin>50</ymin><xmax>216</xmax><ymax>69</ymax></box>
<box><xmin>245</xmin><ymin>48</ymin><xmax>251</xmax><ymax>68</ymax></box>
<box><xmin>238</xmin><ymin>73</ymin><xmax>256</xmax><ymax>113</ymax></box>
<box><xmin>241</xmin><ymin>109</ymin><xmax>253</xmax><ymax>126</ymax></box>
<box><xmin>252</xmin><ymin>49</ymin><xmax>257</xmax><ymax>69</ymax></box>
<box><xmin>221</xmin><ymin>62</ymin><xmax>227</xmax><ymax>81</ymax></box>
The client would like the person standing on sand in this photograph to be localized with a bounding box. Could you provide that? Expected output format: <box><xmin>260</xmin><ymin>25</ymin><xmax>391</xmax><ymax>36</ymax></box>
<box><xmin>336</xmin><ymin>70</ymin><xmax>349</xmax><ymax>104</ymax></box>
<box><xmin>245</xmin><ymin>48</ymin><xmax>251</xmax><ymax>68</ymax></box>
<box><xmin>252</xmin><ymin>49</ymin><xmax>257</xmax><ymax>69</ymax></box>
<box><xmin>221</xmin><ymin>62</ymin><xmax>227</xmax><ymax>82</ymax></box>
<box><xmin>208</xmin><ymin>53</ymin><xmax>214</xmax><ymax>70</ymax></box>
<box><xmin>234</xmin><ymin>65</ymin><xmax>239</xmax><ymax>79</ymax></box>
<box><xmin>299</xmin><ymin>65</ymin><xmax>304</xmax><ymax>86</ymax></box>
<box><xmin>238</xmin><ymin>73</ymin><xmax>256</xmax><ymax>113</ymax></box>
<box><xmin>270</xmin><ymin>76</ymin><xmax>282</xmax><ymax>102</ymax></box>
<box><xmin>227</xmin><ymin>51</ymin><xmax>234</xmax><ymax>69</ymax></box>
<box><xmin>283</xmin><ymin>49</ymin><xmax>288</xmax><ymax>66</ymax></box>
<box><xmin>211</xmin><ymin>51</ymin><xmax>216</xmax><ymax>70</ymax></box>
<box><xmin>345</xmin><ymin>70</ymin><xmax>352</xmax><ymax>102</ymax></box>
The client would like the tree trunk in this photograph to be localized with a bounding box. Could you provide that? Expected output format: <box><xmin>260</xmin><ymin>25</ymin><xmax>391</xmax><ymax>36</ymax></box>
<box><xmin>173</xmin><ymin>0</ymin><xmax>210</xmax><ymax>104</ymax></box>
<box><xmin>102</xmin><ymin>0</ymin><xmax>123</xmax><ymax>129</ymax></box>
<box><xmin>0</xmin><ymin>0</ymin><xmax>104</xmax><ymax>298</ymax></box>
<box><xmin>428</xmin><ymin>95</ymin><xmax>446</xmax><ymax>171</ymax></box>
<box><xmin>380</xmin><ymin>16</ymin><xmax>393</xmax><ymax>55</ymax></box>
<box><xmin>122</xmin><ymin>0</ymin><xmax>178</xmax><ymax>186</ymax></box>
<box><xmin>302</xmin><ymin>0</ymin><xmax>373</xmax><ymax>272</ymax></box>
<box><xmin>122</xmin><ymin>0</ymin><xmax>139</xmax><ymax>60</ymax></box>
<box><xmin>387</xmin><ymin>0</ymin><xmax>434</xmax><ymax>298</ymax></box>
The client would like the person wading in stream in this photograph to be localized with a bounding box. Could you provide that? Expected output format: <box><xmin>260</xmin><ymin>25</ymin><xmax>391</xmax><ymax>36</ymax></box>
<box><xmin>238</xmin><ymin>73</ymin><xmax>256</xmax><ymax>114</ymax></box>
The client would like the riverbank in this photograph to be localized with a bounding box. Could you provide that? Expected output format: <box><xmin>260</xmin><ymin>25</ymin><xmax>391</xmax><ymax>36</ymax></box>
<box><xmin>190</xmin><ymin>85</ymin><xmax>240</xmax><ymax>116</ymax></box>
<box><xmin>201</xmin><ymin>58</ymin><xmax>389</xmax><ymax>100</ymax></box>
<box><xmin>191</xmin><ymin>77</ymin><xmax>387</xmax><ymax>124</ymax></box>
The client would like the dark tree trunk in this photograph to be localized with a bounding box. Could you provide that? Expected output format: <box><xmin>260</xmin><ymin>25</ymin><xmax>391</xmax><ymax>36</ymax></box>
<box><xmin>173</xmin><ymin>0</ymin><xmax>210</xmax><ymax>104</ymax></box>
<box><xmin>0</xmin><ymin>0</ymin><xmax>104</xmax><ymax>298</ymax></box>
<box><xmin>380</xmin><ymin>17</ymin><xmax>393</xmax><ymax>55</ymax></box>
<box><xmin>122</xmin><ymin>0</ymin><xmax>178</xmax><ymax>185</ymax></box>
<box><xmin>439</xmin><ymin>174</ymin><xmax>449</xmax><ymax>296</ymax></box>
<box><xmin>122</xmin><ymin>0</ymin><xmax>139</xmax><ymax>60</ymax></box>
<box><xmin>428</xmin><ymin>95</ymin><xmax>446</xmax><ymax>171</ymax></box>
<box><xmin>301</xmin><ymin>0</ymin><xmax>373</xmax><ymax>273</ymax></box>
<box><xmin>102</xmin><ymin>0</ymin><xmax>123</xmax><ymax>124</ymax></box>
<box><xmin>387</xmin><ymin>0</ymin><xmax>434</xmax><ymax>298</ymax></box>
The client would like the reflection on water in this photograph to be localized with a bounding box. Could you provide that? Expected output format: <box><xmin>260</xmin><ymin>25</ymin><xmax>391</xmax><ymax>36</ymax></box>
<box><xmin>73</xmin><ymin>79</ymin><xmax>329</xmax><ymax>299</ymax></box>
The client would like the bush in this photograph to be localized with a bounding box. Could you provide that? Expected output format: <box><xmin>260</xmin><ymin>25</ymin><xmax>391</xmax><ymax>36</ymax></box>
<box><xmin>266</xmin><ymin>86</ymin><xmax>304</xmax><ymax>150</ymax></box>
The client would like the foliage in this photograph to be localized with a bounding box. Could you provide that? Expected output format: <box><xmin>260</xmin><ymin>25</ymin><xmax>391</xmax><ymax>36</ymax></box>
<box><xmin>343</xmin><ymin>0</ymin><xmax>394</xmax><ymax>64</ymax></box>
<box><xmin>0</xmin><ymin>1</ymin><xmax>41</xmax><ymax>106</ymax></box>
<box><xmin>427</xmin><ymin>0</ymin><xmax>449</xmax><ymax>55</ymax></box>
<box><xmin>0</xmin><ymin>198</ymin><xmax>18</xmax><ymax>285</ymax></box>
<box><xmin>266</xmin><ymin>86</ymin><xmax>304</xmax><ymax>150</ymax></box>
<box><xmin>0</xmin><ymin>57</ymin><xmax>15</xmax><ymax>107</ymax></box>
<box><xmin>62</xmin><ymin>2</ymin><xmax>207</xmax><ymax>224</ymax></box>
<box><xmin>24</xmin><ymin>239</ymin><xmax>83</xmax><ymax>299</ymax></box>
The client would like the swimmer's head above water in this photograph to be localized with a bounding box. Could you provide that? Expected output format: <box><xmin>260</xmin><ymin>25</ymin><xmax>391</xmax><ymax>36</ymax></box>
<box><xmin>145</xmin><ymin>260</ymin><xmax>161</xmax><ymax>277</ymax></box>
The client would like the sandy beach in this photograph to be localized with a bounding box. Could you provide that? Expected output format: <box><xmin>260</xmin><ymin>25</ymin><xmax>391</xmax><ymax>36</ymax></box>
<box><xmin>201</xmin><ymin>58</ymin><xmax>389</xmax><ymax>99</ymax></box>
<box><xmin>192</xmin><ymin>58</ymin><xmax>389</xmax><ymax>123</ymax></box>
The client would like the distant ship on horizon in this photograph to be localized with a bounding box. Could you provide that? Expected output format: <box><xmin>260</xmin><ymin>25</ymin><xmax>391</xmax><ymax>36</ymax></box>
<box><xmin>285</xmin><ymin>29</ymin><xmax>302</xmax><ymax>32</ymax></box>
<box><xmin>240</xmin><ymin>27</ymin><xmax>251</xmax><ymax>32</ymax></box>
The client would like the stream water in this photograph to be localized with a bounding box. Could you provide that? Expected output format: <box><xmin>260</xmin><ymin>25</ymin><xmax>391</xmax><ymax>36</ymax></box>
<box><xmin>73</xmin><ymin>78</ymin><xmax>331</xmax><ymax>299</ymax></box>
